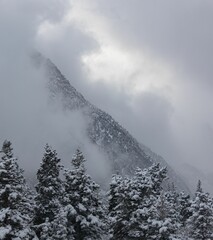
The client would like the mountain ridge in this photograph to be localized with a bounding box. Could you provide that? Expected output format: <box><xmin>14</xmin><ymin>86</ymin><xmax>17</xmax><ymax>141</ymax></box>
<box><xmin>32</xmin><ymin>52</ymin><xmax>190</xmax><ymax>193</ymax></box>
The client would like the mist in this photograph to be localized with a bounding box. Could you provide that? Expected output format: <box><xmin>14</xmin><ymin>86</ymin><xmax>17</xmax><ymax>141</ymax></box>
<box><xmin>0</xmin><ymin>0</ymin><xmax>111</xmax><ymax>184</ymax></box>
<box><xmin>0</xmin><ymin>1</ymin><xmax>213</xmax><ymax>192</ymax></box>
<box><xmin>0</xmin><ymin>53</ymin><xmax>110</xmax><ymax>183</ymax></box>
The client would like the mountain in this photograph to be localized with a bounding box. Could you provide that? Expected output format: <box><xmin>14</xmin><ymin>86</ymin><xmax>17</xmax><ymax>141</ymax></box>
<box><xmin>32</xmin><ymin>52</ymin><xmax>190</xmax><ymax>193</ymax></box>
<box><xmin>178</xmin><ymin>163</ymin><xmax>213</xmax><ymax>195</ymax></box>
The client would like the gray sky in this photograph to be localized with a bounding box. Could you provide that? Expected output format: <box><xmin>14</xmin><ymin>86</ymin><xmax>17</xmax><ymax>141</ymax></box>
<box><xmin>0</xmin><ymin>0</ymin><xmax>213</xmax><ymax>190</ymax></box>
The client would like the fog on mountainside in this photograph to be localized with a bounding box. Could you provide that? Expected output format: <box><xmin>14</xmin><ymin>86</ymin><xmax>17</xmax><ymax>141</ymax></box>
<box><xmin>1</xmin><ymin>1</ymin><xmax>213</xmax><ymax>239</ymax></box>
<box><xmin>0</xmin><ymin>0</ymin><xmax>213</xmax><ymax>195</ymax></box>
<box><xmin>33</xmin><ymin>53</ymin><xmax>191</xmax><ymax>192</ymax></box>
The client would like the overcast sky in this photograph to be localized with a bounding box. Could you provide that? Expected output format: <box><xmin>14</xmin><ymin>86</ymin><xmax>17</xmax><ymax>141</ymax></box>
<box><xmin>0</xmin><ymin>0</ymin><xmax>213</xmax><ymax>189</ymax></box>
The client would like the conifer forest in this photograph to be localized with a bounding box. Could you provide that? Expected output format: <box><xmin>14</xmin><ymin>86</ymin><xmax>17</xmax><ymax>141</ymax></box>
<box><xmin>0</xmin><ymin>140</ymin><xmax>212</xmax><ymax>240</ymax></box>
<box><xmin>1</xmin><ymin>1</ymin><xmax>213</xmax><ymax>240</ymax></box>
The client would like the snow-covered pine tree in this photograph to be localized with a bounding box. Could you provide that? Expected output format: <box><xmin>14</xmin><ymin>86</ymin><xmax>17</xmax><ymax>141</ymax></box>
<box><xmin>63</xmin><ymin>149</ymin><xmax>106</xmax><ymax>240</ymax></box>
<box><xmin>108</xmin><ymin>163</ymin><xmax>169</xmax><ymax>240</ymax></box>
<box><xmin>33</xmin><ymin>144</ymin><xmax>66</xmax><ymax>239</ymax></box>
<box><xmin>108</xmin><ymin>173</ymin><xmax>123</xmax><ymax>238</ymax></box>
<box><xmin>187</xmin><ymin>180</ymin><xmax>213</xmax><ymax>240</ymax></box>
<box><xmin>0</xmin><ymin>140</ymin><xmax>36</xmax><ymax>239</ymax></box>
<box><xmin>147</xmin><ymin>163</ymin><xmax>167</xmax><ymax>195</ymax></box>
<box><xmin>131</xmin><ymin>164</ymin><xmax>170</xmax><ymax>240</ymax></box>
<box><xmin>175</xmin><ymin>191</ymin><xmax>191</xmax><ymax>238</ymax></box>
<box><xmin>38</xmin><ymin>207</ymin><xmax>70</xmax><ymax>240</ymax></box>
<box><xmin>196</xmin><ymin>179</ymin><xmax>202</xmax><ymax>193</ymax></box>
<box><xmin>154</xmin><ymin>188</ymin><xmax>180</xmax><ymax>239</ymax></box>
<box><xmin>177</xmin><ymin>191</ymin><xmax>191</xmax><ymax>227</ymax></box>
<box><xmin>165</xmin><ymin>186</ymin><xmax>179</xmax><ymax>225</ymax></box>
<box><xmin>50</xmin><ymin>207</ymin><xmax>69</xmax><ymax>240</ymax></box>
<box><xmin>108</xmin><ymin>174</ymin><xmax>134</xmax><ymax>239</ymax></box>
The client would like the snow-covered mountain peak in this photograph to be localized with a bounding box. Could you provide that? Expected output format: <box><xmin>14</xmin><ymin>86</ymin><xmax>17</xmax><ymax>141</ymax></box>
<box><xmin>32</xmin><ymin>52</ymin><xmax>190</xmax><ymax>193</ymax></box>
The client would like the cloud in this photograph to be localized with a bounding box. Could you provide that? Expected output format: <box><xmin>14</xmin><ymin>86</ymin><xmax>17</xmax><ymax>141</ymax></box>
<box><xmin>1</xmin><ymin>0</ymin><xmax>213</xmax><ymax>192</ymax></box>
<box><xmin>95</xmin><ymin>0</ymin><xmax>213</xmax><ymax>83</ymax></box>
<box><xmin>40</xmin><ymin>0</ymin><xmax>213</xmax><ymax>190</ymax></box>
<box><xmin>0</xmin><ymin>0</ymin><xmax>68</xmax><ymax>165</ymax></box>
<box><xmin>0</xmin><ymin>0</ymin><xmax>110</xmax><ymax>184</ymax></box>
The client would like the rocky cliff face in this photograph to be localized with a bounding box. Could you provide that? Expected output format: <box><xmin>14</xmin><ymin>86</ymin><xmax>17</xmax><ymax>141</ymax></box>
<box><xmin>32</xmin><ymin>52</ymin><xmax>190</xmax><ymax>193</ymax></box>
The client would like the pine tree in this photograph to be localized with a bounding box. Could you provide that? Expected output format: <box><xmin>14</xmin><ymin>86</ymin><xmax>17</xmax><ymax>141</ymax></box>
<box><xmin>196</xmin><ymin>179</ymin><xmax>202</xmax><ymax>193</ymax></box>
<box><xmin>33</xmin><ymin>144</ymin><xmax>66</xmax><ymax>239</ymax></box>
<box><xmin>131</xmin><ymin>164</ymin><xmax>169</xmax><ymax>240</ymax></box>
<box><xmin>187</xmin><ymin>180</ymin><xmax>213</xmax><ymax>240</ymax></box>
<box><xmin>175</xmin><ymin>191</ymin><xmax>192</xmax><ymax>239</ymax></box>
<box><xmin>165</xmin><ymin>186</ymin><xmax>179</xmax><ymax>225</ymax></box>
<box><xmin>154</xmin><ymin>188</ymin><xmax>180</xmax><ymax>239</ymax></box>
<box><xmin>177</xmin><ymin>191</ymin><xmax>191</xmax><ymax>227</ymax></box>
<box><xmin>63</xmin><ymin>149</ymin><xmax>106</xmax><ymax>240</ymax></box>
<box><xmin>108</xmin><ymin>163</ymin><xmax>169</xmax><ymax>240</ymax></box>
<box><xmin>108</xmin><ymin>173</ymin><xmax>123</xmax><ymax>238</ymax></box>
<box><xmin>51</xmin><ymin>208</ymin><xmax>69</xmax><ymax>240</ymax></box>
<box><xmin>0</xmin><ymin>140</ymin><xmax>36</xmax><ymax>239</ymax></box>
<box><xmin>38</xmin><ymin>209</ymin><xmax>69</xmax><ymax>240</ymax></box>
<box><xmin>108</xmin><ymin>175</ymin><xmax>134</xmax><ymax>239</ymax></box>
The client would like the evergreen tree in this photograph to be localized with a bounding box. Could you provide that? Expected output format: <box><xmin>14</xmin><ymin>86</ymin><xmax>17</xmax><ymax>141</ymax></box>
<box><xmin>196</xmin><ymin>179</ymin><xmax>202</xmax><ymax>193</ymax></box>
<box><xmin>33</xmin><ymin>144</ymin><xmax>66</xmax><ymax>239</ymax></box>
<box><xmin>108</xmin><ymin>173</ymin><xmax>123</xmax><ymax>238</ymax></box>
<box><xmin>177</xmin><ymin>191</ymin><xmax>191</xmax><ymax>227</ymax></box>
<box><xmin>176</xmin><ymin>190</ymin><xmax>192</xmax><ymax>239</ymax></box>
<box><xmin>0</xmin><ymin>140</ymin><xmax>36</xmax><ymax>239</ymax></box>
<box><xmin>154</xmin><ymin>189</ymin><xmax>179</xmax><ymax>239</ymax></box>
<box><xmin>38</xmin><ymin>209</ymin><xmax>69</xmax><ymax>240</ymax></box>
<box><xmin>51</xmin><ymin>208</ymin><xmax>69</xmax><ymax>240</ymax></box>
<box><xmin>63</xmin><ymin>149</ymin><xmax>106</xmax><ymax>240</ymax></box>
<box><xmin>165</xmin><ymin>186</ymin><xmax>179</xmax><ymax>225</ymax></box>
<box><xmin>131</xmin><ymin>164</ymin><xmax>170</xmax><ymax>240</ymax></box>
<box><xmin>187</xmin><ymin>180</ymin><xmax>213</xmax><ymax>240</ymax></box>
<box><xmin>108</xmin><ymin>175</ymin><xmax>133</xmax><ymax>239</ymax></box>
<box><xmin>108</xmin><ymin>164</ymin><xmax>169</xmax><ymax>239</ymax></box>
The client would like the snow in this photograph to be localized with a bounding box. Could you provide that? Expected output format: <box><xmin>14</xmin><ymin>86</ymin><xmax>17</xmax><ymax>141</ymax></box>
<box><xmin>78</xmin><ymin>203</ymin><xmax>86</xmax><ymax>211</ymax></box>
<box><xmin>159</xmin><ymin>226</ymin><xmax>168</xmax><ymax>233</ymax></box>
<box><xmin>88</xmin><ymin>214</ymin><xmax>99</xmax><ymax>224</ymax></box>
<box><xmin>0</xmin><ymin>226</ymin><xmax>11</xmax><ymax>239</ymax></box>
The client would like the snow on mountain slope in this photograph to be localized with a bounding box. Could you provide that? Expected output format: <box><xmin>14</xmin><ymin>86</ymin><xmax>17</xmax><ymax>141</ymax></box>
<box><xmin>32</xmin><ymin>52</ymin><xmax>190</xmax><ymax>193</ymax></box>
